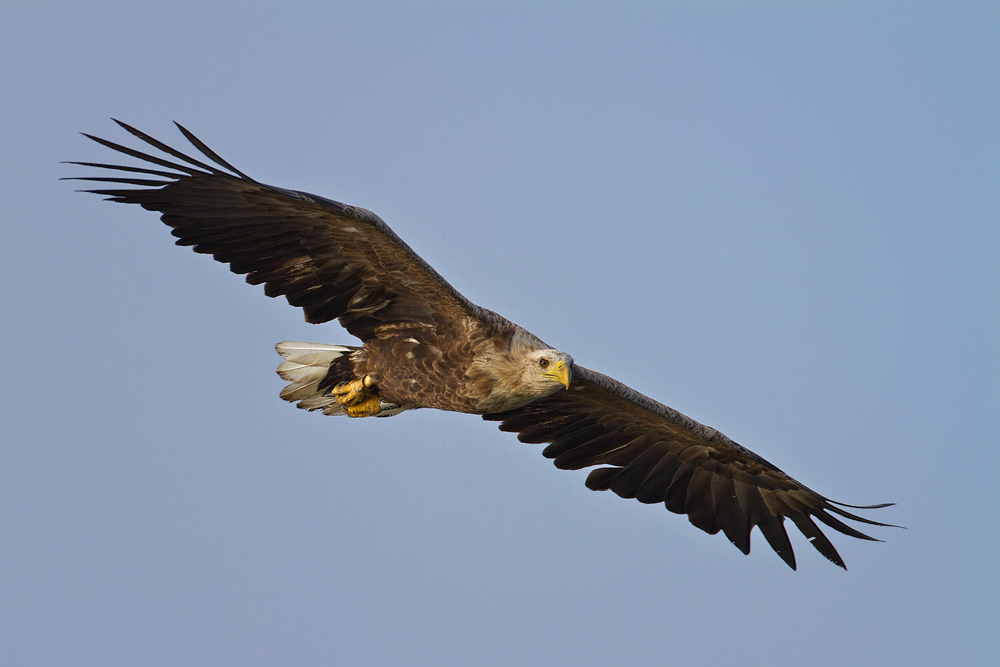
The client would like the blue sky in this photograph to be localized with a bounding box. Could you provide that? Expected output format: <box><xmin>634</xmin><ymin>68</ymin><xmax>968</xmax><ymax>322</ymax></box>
<box><xmin>2</xmin><ymin>3</ymin><xmax>997</xmax><ymax>666</ymax></box>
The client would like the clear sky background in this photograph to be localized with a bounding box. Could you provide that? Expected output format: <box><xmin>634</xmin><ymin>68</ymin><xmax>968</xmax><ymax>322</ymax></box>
<box><xmin>2</xmin><ymin>3</ymin><xmax>997</xmax><ymax>666</ymax></box>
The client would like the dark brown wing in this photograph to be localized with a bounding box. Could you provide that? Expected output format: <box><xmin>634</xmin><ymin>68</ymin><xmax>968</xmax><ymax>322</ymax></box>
<box><xmin>67</xmin><ymin>120</ymin><xmax>498</xmax><ymax>341</ymax></box>
<box><xmin>484</xmin><ymin>365</ymin><xmax>894</xmax><ymax>569</ymax></box>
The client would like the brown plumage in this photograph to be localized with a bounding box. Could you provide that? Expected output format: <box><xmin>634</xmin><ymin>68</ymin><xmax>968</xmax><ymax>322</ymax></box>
<box><xmin>68</xmin><ymin>120</ymin><xmax>895</xmax><ymax>570</ymax></box>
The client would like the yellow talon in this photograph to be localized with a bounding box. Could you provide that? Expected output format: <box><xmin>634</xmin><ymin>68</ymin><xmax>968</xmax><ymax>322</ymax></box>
<box><xmin>333</xmin><ymin>376</ymin><xmax>381</xmax><ymax>417</ymax></box>
<box><xmin>332</xmin><ymin>378</ymin><xmax>364</xmax><ymax>404</ymax></box>
<box><xmin>345</xmin><ymin>394</ymin><xmax>382</xmax><ymax>418</ymax></box>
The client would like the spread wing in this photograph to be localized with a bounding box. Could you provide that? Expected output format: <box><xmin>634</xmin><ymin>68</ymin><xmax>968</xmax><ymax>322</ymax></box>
<box><xmin>67</xmin><ymin>120</ymin><xmax>496</xmax><ymax>341</ymax></box>
<box><xmin>484</xmin><ymin>365</ymin><xmax>894</xmax><ymax>569</ymax></box>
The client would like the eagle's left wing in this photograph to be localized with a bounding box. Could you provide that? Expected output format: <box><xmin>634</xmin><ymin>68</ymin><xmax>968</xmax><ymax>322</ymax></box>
<box><xmin>484</xmin><ymin>365</ymin><xmax>894</xmax><ymax>569</ymax></box>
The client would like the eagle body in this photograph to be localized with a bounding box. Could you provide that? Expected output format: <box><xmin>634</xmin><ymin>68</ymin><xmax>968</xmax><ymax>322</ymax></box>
<box><xmin>69</xmin><ymin>121</ymin><xmax>895</xmax><ymax>570</ymax></box>
<box><xmin>287</xmin><ymin>314</ymin><xmax>570</xmax><ymax>416</ymax></box>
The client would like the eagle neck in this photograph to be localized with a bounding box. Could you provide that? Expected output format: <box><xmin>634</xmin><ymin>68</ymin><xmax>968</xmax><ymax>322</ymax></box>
<box><xmin>469</xmin><ymin>326</ymin><xmax>551</xmax><ymax>413</ymax></box>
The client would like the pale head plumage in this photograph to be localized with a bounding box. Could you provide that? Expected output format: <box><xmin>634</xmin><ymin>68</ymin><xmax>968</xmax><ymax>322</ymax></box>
<box><xmin>468</xmin><ymin>327</ymin><xmax>574</xmax><ymax>413</ymax></box>
<box><xmin>523</xmin><ymin>348</ymin><xmax>573</xmax><ymax>392</ymax></box>
<box><xmin>481</xmin><ymin>346</ymin><xmax>572</xmax><ymax>413</ymax></box>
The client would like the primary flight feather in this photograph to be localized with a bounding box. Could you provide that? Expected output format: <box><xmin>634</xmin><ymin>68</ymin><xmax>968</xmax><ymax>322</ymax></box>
<box><xmin>69</xmin><ymin>120</ymin><xmax>894</xmax><ymax>570</ymax></box>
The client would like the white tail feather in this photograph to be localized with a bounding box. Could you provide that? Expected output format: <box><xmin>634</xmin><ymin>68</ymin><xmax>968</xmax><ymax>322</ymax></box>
<box><xmin>298</xmin><ymin>395</ymin><xmax>345</xmax><ymax>415</ymax></box>
<box><xmin>274</xmin><ymin>340</ymin><xmax>405</xmax><ymax>418</ymax></box>
<box><xmin>275</xmin><ymin>341</ymin><xmax>352</xmax><ymax>412</ymax></box>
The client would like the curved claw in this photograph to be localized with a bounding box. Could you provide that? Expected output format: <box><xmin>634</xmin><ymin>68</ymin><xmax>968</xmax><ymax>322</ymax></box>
<box><xmin>345</xmin><ymin>394</ymin><xmax>382</xmax><ymax>418</ymax></box>
<box><xmin>332</xmin><ymin>376</ymin><xmax>382</xmax><ymax>417</ymax></box>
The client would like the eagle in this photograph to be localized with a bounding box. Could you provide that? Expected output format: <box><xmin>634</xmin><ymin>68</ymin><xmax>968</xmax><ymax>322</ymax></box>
<box><xmin>68</xmin><ymin>120</ymin><xmax>894</xmax><ymax>570</ymax></box>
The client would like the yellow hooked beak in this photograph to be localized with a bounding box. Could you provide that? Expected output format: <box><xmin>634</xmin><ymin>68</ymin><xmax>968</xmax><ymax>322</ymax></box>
<box><xmin>544</xmin><ymin>360</ymin><xmax>572</xmax><ymax>390</ymax></box>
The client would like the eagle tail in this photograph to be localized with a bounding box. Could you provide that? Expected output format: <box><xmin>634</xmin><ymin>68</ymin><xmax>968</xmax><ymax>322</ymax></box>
<box><xmin>275</xmin><ymin>341</ymin><xmax>356</xmax><ymax>415</ymax></box>
<box><xmin>274</xmin><ymin>341</ymin><xmax>405</xmax><ymax>417</ymax></box>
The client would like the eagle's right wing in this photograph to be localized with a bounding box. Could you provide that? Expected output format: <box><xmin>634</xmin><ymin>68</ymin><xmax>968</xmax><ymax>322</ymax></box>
<box><xmin>67</xmin><ymin>120</ymin><xmax>502</xmax><ymax>343</ymax></box>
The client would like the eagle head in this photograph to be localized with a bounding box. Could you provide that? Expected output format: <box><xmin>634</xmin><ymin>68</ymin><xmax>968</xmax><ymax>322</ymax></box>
<box><xmin>526</xmin><ymin>349</ymin><xmax>574</xmax><ymax>393</ymax></box>
<box><xmin>474</xmin><ymin>331</ymin><xmax>575</xmax><ymax>412</ymax></box>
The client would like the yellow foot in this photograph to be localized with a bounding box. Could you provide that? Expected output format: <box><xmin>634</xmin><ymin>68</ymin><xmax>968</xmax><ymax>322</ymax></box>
<box><xmin>345</xmin><ymin>395</ymin><xmax>381</xmax><ymax>418</ymax></box>
<box><xmin>332</xmin><ymin>376</ymin><xmax>381</xmax><ymax>418</ymax></box>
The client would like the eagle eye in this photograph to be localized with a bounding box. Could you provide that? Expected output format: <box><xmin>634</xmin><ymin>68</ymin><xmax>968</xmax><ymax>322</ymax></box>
<box><xmin>539</xmin><ymin>358</ymin><xmax>549</xmax><ymax>368</ymax></box>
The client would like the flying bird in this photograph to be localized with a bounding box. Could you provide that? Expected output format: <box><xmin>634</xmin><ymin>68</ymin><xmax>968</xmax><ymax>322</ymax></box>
<box><xmin>69</xmin><ymin>120</ymin><xmax>894</xmax><ymax>570</ymax></box>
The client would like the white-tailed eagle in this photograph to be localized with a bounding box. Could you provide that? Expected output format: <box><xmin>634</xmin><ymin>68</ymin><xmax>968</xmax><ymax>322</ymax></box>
<box><xmin>68</xmin><ymin>120</ymin><xmax>894</xmax><ymax>570</ymax></box>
